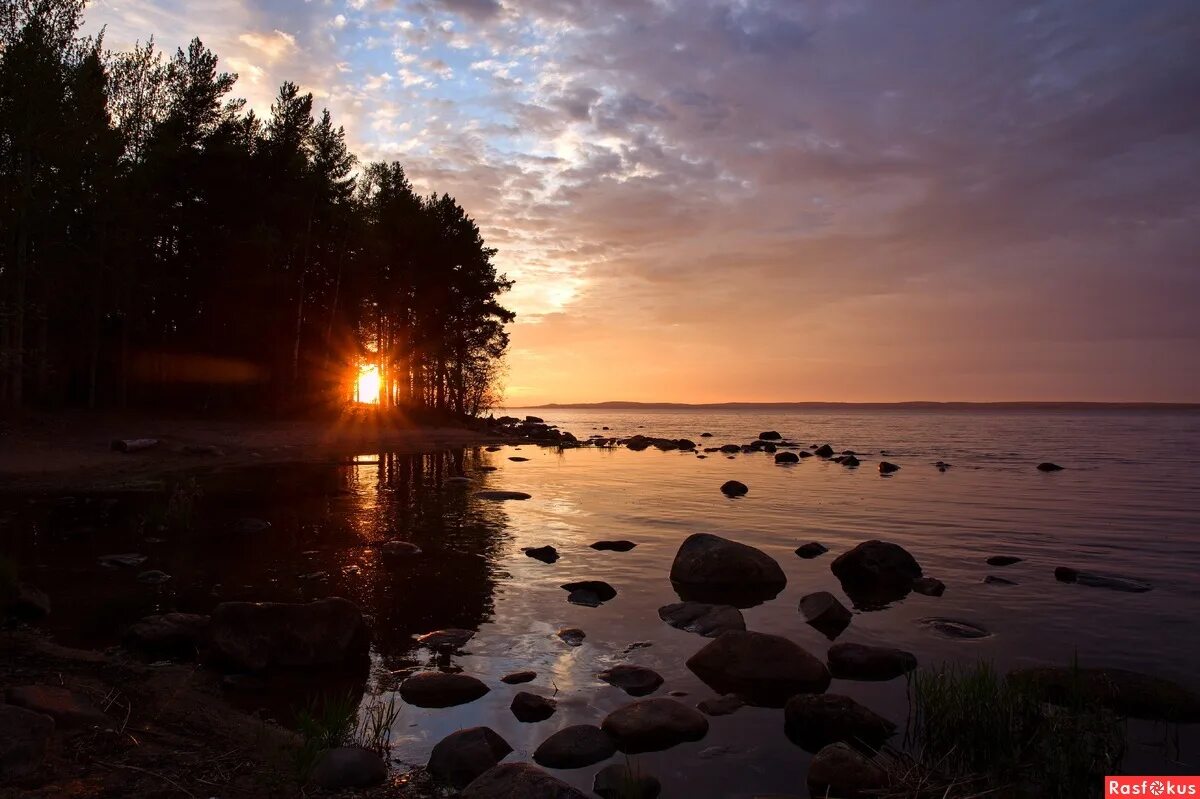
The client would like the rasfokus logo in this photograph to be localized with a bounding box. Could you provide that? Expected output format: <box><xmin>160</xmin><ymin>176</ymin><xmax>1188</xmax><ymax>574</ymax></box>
<box><xmin>1107</xmin><ymin>777</ymin><xmax>1200</xmax><ymax>797</ymax></box>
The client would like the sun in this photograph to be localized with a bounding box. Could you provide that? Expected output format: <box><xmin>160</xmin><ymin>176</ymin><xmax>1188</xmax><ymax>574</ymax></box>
<box><xmin>355</xmin><ymin>364</ymin><xmax>381</xmax><ymax>405</ymax></box>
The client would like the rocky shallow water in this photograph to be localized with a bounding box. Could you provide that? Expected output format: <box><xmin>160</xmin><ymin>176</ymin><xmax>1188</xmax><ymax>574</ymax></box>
<box><xmin>3</xmin><ymin>407</ymin><xmax>1199</xmax><ymax>796</ymax></box>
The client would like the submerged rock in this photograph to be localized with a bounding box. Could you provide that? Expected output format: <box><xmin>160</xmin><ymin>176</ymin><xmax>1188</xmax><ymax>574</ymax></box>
<box><xmin>827</xmin><ymin>643</ymin><xmax>917</xmax><ymax>681</ymax></box>
<box><xmin>987</xmin><ymin>555</ymin><xmax>1022</xmax><ymax>566</ymax></box>
<box><xmin>593</xmin><ymin>763</ymin><xmax>661</xmax><ymax>799</ymax></box>
<box><xmin>0</xmin><ymin>704</ymin><xmax>54</xmax><ymax>779</ymax></box>
<box><xmin>400</xmin><ymin>672</ymin><xmax>489</xmax><ymax>708</ymax></box>
<box><xmin>686</xmin><ymin>630</ymin><xmax>830</xmax><ymax>706</ymax></box>
<box><xmin>416</xmin><ymin>629</ymin><xmax>475</xmax><ymax>651</ymax></box>
<box><xmin>601</xmin><ymin>698</ymin><xmax>709</xmax><ymax>754</ymax></box>
<box><xmin>312</xmin><ymin>746</ymin><xmax>387</xmax><ymax>790</ymax></box>
<box><xmin>658</xmin><ymin>601</ymin><xmax>746</xmax><ymax>637</ymax></box>
<box><xmin>474</xmin><ymin>490</ymin><xmax>532</xmax><ymax>501</ymax></box>
<box><xmin>533</xmin><ymin>724</ymin><xmax>616</xmax><ymax>769</ymax></box>
<box><xmin>799</xmin><ymin>591</ymin><xmax>852</xmax><ymax>640</ymax></box>
<box><xmin>697</xmin><ymin>695</ymin><xmax>744</xmax><ymax>717</ymax></box>
<box><xmin>598</xmin><ymin>665</ymin><xmax>664</xmax><ymax>697</ymax></box>
<box><xmin>841</xmin><ymin>455</ymin><xmax>861</xmax><ymax>467</ymax></box>
<box><xmin>784</xmin><ymin>694</ymin><xmax>897</xmax><ymax>752</ymax></box>
<box><xmin>522</xmin><ymin>545</ymin><xmax>559</xmax><ymax>563</ymax></box>
<box><xmin>136</xmin><ymin>569</ymin><xmax>172</xmax><ymax>585</ymax></box>
<box><xmin>814</xmin><ymin>444</ymin><xmax>835</xmax><ymax>458</ymax></box>
<box><xmin>429</xmin><ymin>727</ymin><xmax>512</xmax><ymax>788</ymax></box>
<box><xmin>462</xmin><ymin>763</ymin><xmax>588</xmax><ymax>798</ymax></box>
<box><xmin>382</xmin><ymin>540</ymin><xmax>422</xmax><ymax>558</ymax></box>
<box><xmin>669</xmin><ymin>534</ymin><xmax>786</xmax><ymax>606</ymax></box>
<box><xmin>719</xmin><ymin>480</ymin><xmax>749</xmax><ymax>497</ymax></box>
<box><xmin>562</xmin><ymin>580</ymin><xmax>617</xmax><ymax>607</ymax></box>
<box><xmin>511</xmin><ymin>692</ymin><xmax>557</xmax><ymax>723</ymax></box>
<box><xmin>208</xmin><ymin>597</ymin><xmax>369</xmax><ymax>672</ymax></box>
<box><xmin>1054</xmin><ymin>567</ymin><xmax>1151</xmax><ymax>593</ymax></box>
<box><xmin>984</xmin><ymin>575</ymin><xmax>1017</xmax><ymax>586</ymax></box>
<box><xmin>557</xmin><ymin>627</ymin><xmax>586</xmax><ymax>647</ymax></box>
<box><xmin>509</xmin><ymin>456</ymin><xmax>530</xmax><ymax>462</ymax></box>
<box><xmin>501</xmin><ymin>670</ymin><xmax>536</xmax><ymax>684</ymax></box>
<box><xmin>912</xmin><ymin>577</ymin><xmax>946</xmax><ymax>596</ymax></box>
<box><xmin>918</xmin><ymin>617</ymin><xmax>992</xmax><ymax>639</ymax></box>
<box><xmin>831</xmin><ymin>540</ymin><xmax>923</xmax><ymax>607</ymax></box>
<box><xmin>1037</xmin><ymin>462</ymin><xmax>1064</xmax><ymax>471</ymax></box>
<box><xmin>1007</xmin><ymin>667</ymin><xmax>1200</xmax><ymax>722</ymax></box>
<box><xmin>98</xmin><ymin>553</ymin><xmax>147</xmax><ymax>568</ymax></box>
<box><xmin>878</xmin><ymin>461</ymin><xmax>900</xmax><ymax>474</ymax></box>
<box><xmin>795</xmin><ymin>542</ymin><xmax>829</xmax><ymax>559</ymax></box>
<box><xmin>807</xmin><ymin>742</ymin><xmax>888</xmax><ymax>798</ymax></box>
<box><xmin>591</xmin><ymin>540</ymin><xmax>637</xmax><ymax>552</ymax></box>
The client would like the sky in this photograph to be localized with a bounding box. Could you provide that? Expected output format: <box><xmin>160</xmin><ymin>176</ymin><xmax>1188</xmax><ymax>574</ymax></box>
<box><xmin>85</xmin><ymin>0</ymin><xmax>1200</xmax><ymax>404</ymax></box>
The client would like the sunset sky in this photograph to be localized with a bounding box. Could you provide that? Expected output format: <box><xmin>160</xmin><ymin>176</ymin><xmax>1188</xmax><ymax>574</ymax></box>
<box><xmin>86</xmin><ymin>0</ymin><xmax>1200</xmax><ymax>404</ymax></box>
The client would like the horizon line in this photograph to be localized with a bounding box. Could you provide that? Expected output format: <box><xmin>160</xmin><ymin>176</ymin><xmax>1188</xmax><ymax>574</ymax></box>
<box><xmin>512</xmin><ymin>400</ymin><xmax>1200</xmax><ymax>411</ymax></box>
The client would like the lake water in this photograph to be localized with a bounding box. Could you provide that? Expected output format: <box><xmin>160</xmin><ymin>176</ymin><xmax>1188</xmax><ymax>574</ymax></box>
<box><xmin>4</xmin><ymin>407</ymin><xmax>1200</xmax><ymax>796</ymax></box>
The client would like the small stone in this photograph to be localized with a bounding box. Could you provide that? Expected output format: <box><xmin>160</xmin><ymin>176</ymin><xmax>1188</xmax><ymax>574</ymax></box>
<box><xmin>815</xmin><ymin>444</ymin><xmax>835</xmax><ymax>458</ymax></box>
<box><xmin>697</xmin><ymin>695</ymin><xmax>744</xmax><ymax>717</ymax></box>
<box><xmin>598</xmin><ymin>665</ymin><xmax>664</xmax><ymax>697</ymax></box>
<box><xmin>984</xmin><ymin>575</ymin><xmax>1017</xmax><ymax>585</ymax></box>
<box><xmin>720</xmin><ymin>480</ymin><xmax>748</xmax><ymax>497</ymax></box>
<box><xmin>1037</xmin><ymin>462</ymin><xmax>1064</xmax><ymax>471</ymax></box>
<box><xmin>986</xmin><ymin>555</ymin><xmax>1022</xmax><ymax>566</ymax></box>
<box><xmin>878</xmin><ymin>461</ymin><xmax>900</xmax><ymax>474</ymax></box>
<box><xmin>312</xmin><ymin>746</ymin><xmax>387</xmax><ymax>790</ymax></box>
<box><xmin>500</xmin><ymin>670</ymin><xmax>536</xmax><ymax>685</ymax></box>
<box><xmin>591</xmin><ymin>540</ymin><xmax>637</xmax><ymax>552</ymax></box>
<box><xmin>912</xmin><ymin>577</ymin><xmax>946</xmax><ymax>596</ymax></box>
<box><xmin>658</xmin><ymin>602</ymin><xmax>746</xmax><ymax>637</ymax></box>
<box><xmin>511</xmin><ymin>692</ymin><xmax>557</xmax><ymax>723</ymax></box>
<box><xmin>558</xmin><ymin>627</ymin><xmax>586</xmax><ymax>647</ymax></box>
<box><xmin>775</xmin><ymin>451</ymin><xmax>800</xmax><ymax>464</ymax></box>
<box><xmin>522</xmin><ymin>545</ymin><xmax>559</xmax><ymax>563</ymax></box>
<box><xmin>795</xmin><ymin>542</ymin><xmax>829</xmax><ymax>559</ymax></box>
<box><xmin>532</xmin><ymin>724</ymin><xmax>616</xmax><ymax>769</ymax></box>
<box><xmin>399</xmin><ymin>672</ymin><xmax>490</xmax><ymax>708</ymax></box>
<box><xmin>474</xmin><ymin>490</ymin><xmax>532</xmax><ymax>501</ymax></box>
<box><xmin>561</xmin><ymin>581</ymin><xmax>616</xmax><ymax>605</ymax></box>
<box><xmin>918</xmin><ymin>617</ymin><xmax>992</xmax><ymax>639</ymax></box>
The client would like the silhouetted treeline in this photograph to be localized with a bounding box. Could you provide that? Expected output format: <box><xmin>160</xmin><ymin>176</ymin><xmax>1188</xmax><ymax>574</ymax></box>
<box><xmin>0</xmin><ymin>1</ymin><xmax>513</xmax><ymax>415</ymax></box>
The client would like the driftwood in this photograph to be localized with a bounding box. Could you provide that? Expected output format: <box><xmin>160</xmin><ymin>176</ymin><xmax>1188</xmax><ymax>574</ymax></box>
<box><xmin>111</xmin><ymin>438</ymin><xmax>160</xmax><ymax>453</ymax></box>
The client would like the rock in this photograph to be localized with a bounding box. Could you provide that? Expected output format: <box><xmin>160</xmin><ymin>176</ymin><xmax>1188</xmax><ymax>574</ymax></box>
<box><xmin>511</xmin><ymin>692</ymin><xmax>557</xmax><ymax>722</ymax></box>
<box><xmin>136</xmin><ymin>569</ymin><xmax>172</xmax><ymax>585</ymax></box>
<box><xmin>562</xmin><ymin>580</ymin><xmax>616</xmax><ymax>607</ymax></box>
<box><xmin>799</xmin><ymin>591</ymin><xmax>852</xmax><ymax>640</ymax></box>
<box><xmin>474</xmin><ymin>490</ymin><xmax>532</xmax><ymax>501</ymax></box>
<box><xmin>720</xmin><ymin>444</ymin><xmax>741</xmax><ymax>454</ymax></box>
<box><xmin>785</xmin><ymin>694</ymin><xmax>897</xmax><ymax>752</ymax></box>
<box><xmin>602</xmin><ymin>698</ymin><xmax>709</xmax><ymax>753</ymax></box>
<box><xmin>841</xmin><ymin>455</ymin><xmax>861</xmax><ymax>467</ymax></box>
<box><xmin>208</xmin><ymin>597</ymin><xmax>369</xmax><ymax>671</ymax></box>
<box><xmin>557</xmin><ymin>627</ymin><xmax>586</xmax><ymax>647</ymax></box>
<box><xmin>677</xmin><ymin>439</ymin><xmax>696</xmax><ymax>450</ymax></box>
<box><xmin>0</xmin><ymin>704</ymin><xmax>54</xmax><ymax>779</ymax></box>
<box><xmin>759</xmin><ymin>431</ymin><xmax>782</xmax><ymax>440</ymax></box>
<box><xmin>533</xmin><ymin>724</ymin><xmax>616</xmax><ymax>769</ymax></box>
<box><xmin>598</xmin><ymin>665</ymin><xmax>664</xmax><ymax>697</ymax></box>
<box><xmin>111</xmin><ymin>438</ymin><xmax>159</xmax><ymax>452</ymax></box>
<box><xmin>1007</xmin><ymin>667</ymin><xmax>1200</xmax><ymax>722</ymax></box>
<box><xmin>509</xmin><ymin>456</ymin><xmax>530</xmax><ymax>462</ymax></box>
<box><xmin>878</xmin><ymin>461</ymin><xmax>900</xmax><ymax>474</ymax></box>
<box><xmin>912</xmin><ymin>577</ymin><xmax>946</xmax><ymax>596</ymax></box>
<box><xmin>98</xmin><ymin>553</ymin><xmax>147</xmax><ymax>568</ymax></box>
<box><xmin>416</xmin><ymin>628</ymin><xmax>475</xmax><ymax>650</ymax></box>
<box><xmin>382</xmin><ymin>540</ymin><xmax>422</xmax><ymax>557</ymax></box>
<box><xmin>831</xmin><ymin>540</ymin><xmax>923</xmax><ymax>607</ymax></box>
<box><xmin>593</xmin><ymin>763</ymin><xmax>661</xmax><ymax>799</ymax></box>
<box><xmin>774</xmin><ymin>451</ymin><xmax>800</xmax><ymax>464</ymax></box>
<box><xmin>233</xmin><ymin>518</ymin><xmax>271</xmax><ymax>534</ymax></box>
<box><xmin>462</xmin><ymin>763</ymin><xmax>589</xmax><ymax>798</ymax></box>
<box><xmin>1054</xmin><ymin>567</ymin><xmax>1151</xmax><ymax>592</ymax></box>
<box><xmin>987</xmin><ymin>555</ymin><xmax>1022</xmax><ymax>566</ymax></box>
<box><xmin>798</xmin><ymin>450</ymin><xmax>815</xmax><ymax>458</ymax></box>
<box><xmin>312</xmin><ymin>746</ymin><xmax>387</xmax><ymax>790</ymax></box>
<box><xmin>1037</xmin><ymin>462</ymin><xmax>1064</xmax><ymax>471</ymax></box>
<box><xmin>807</xmin><ymin>742</ymin><xmax>888</xmax><ymax>798</ymax></box>
<box><xmin>700</xmin><ymin>432</ymin><xmax>713</xmax><ymax>437</ymax></box>
<box><xmin>400</xmin><ymin>672</ymin><xmax>490</xmax><ymax>708</ymax></box>
<box><xmin>669</xmin><ymin>534</ymin><xmax>786</xmax><ymax>606</ymax></box>
<box><xmin>485</xmin><ymin>445</ymin><xmax>502</xmax><ymax>452</ymax></box>
<box><xmin>124</xmin><ymin>612</ymin><xmax>210</xmax><ymax>657</ymax></box>
<box><xmin>522</xmin><ymin>545</ymin><xmax>559</xmax><ymax>563</ymax></box>
<box><xmin>794</xmin><ymin>542</ymin><xmax>829</xmax><ymax>559</ymax></box>
<box><xmin>686</xmin><ymin>630</ymin><xmax>830</xmax><ymax>706</ymax></box>
<box><xmin>827</xmin><ymin>643</ymin><xmax>917</xmax><ymax>681</ymax></box>
<box><xmin>429</xmin><ymin>727</ymin><xmax>513</xmax><ymax>788</ymax></box>
<box><xmin>814</xmin><ymin>444</ymin><xmax>835</xmax><ymax>458</ymax></box>
<box><xmin>720</xmin><ymin>480</ymin><xmax>748</xmax><ymax>497</ymax></box>
<box><xmin>657</xmin><ymin>601</ymin><xmax>745</xmax><ymax>637</ymax></box>
<box><xmin>697</xmin><ymin>695</ymin><xmax>744</xmax><ymax>717</ymax></box>
<box><xmin>918</xmin><ymin>617</ymin><xmax>992</xmax><ymax>639</ymax></box>
<box><xmin>6</xmin><ymin>685</ymin><xmax>107</xmax><ymax>728</ymax></box>
<box><xmin>6</xmin><ymin>583</ymin><xmax>51</xmax><ymax>620</ymax></box>
<box><xmin>591</xmin><ymin>540</ymin><xmax>637</xmax><ymax>552</ymax></box>
<box><xmin>984</xmin><ymin>575</ymin><xmax>1017</xmax><ymax>585</ymax></box>
<box><xmin>501</xmin><ymin>670</ymin><xmax>536</xmax><ymax>684</ymax></box>
<box><xmin>446</xmin><ymin>476</ymin><xmax>472</xmax><ymax>484</ymax></box>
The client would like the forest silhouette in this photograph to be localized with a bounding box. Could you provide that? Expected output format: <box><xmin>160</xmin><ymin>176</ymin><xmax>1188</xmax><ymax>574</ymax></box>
<box><xmin>0</xmin><ymin>0</ymin><xmax>514</xmax><ymax>416</ymax></box>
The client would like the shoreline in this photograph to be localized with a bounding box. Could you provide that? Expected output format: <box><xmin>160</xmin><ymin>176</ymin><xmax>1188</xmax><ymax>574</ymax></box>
<box><xmin>0</xmin><ymin>411</ymin><xmax>508</xmax><ymax>492</ymax></box>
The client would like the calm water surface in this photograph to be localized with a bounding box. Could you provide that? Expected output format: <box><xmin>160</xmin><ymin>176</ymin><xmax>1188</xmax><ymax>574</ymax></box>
<box><xmin>4</xmin><ymin>407</ymin><xmax>1200</xmax><ymax>796</ymax></box>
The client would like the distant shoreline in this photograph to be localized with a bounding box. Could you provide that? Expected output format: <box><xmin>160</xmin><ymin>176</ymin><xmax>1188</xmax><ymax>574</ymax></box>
<box><xmin>520</xmin><ymin>401</ymin><xmax>1200</xmax><ymax>411</ymax></box>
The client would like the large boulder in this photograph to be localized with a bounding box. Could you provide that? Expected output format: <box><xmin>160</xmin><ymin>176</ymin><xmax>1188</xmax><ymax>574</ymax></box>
<box><xmin>784</xmin><ymin>694</ymin><xmax>897</xmax><ymax>752</ymax></box>
<box><xmin>685</xmin><ymin>630</ymin><xmax>830</xmax><ymax>707</ymax></box>
<box><xmin>311</xmin><ymin>746</ymin><xmax>387</xmax><ymax>790</ymax></box>
<box><xmin>1007</xmin><ymin>667</ymin><xmax>1200</xmax><ymax>722</ymax></box>
<box><xmin>462</xmin><ymin>763</ymin><xmax>589</xmax><ymax>798</ymax></box>
<box><xmin>669</xmin><ymin>534</ymin><xmax>786</xmax><ymax>606</ymax></box>
<box><xmin>807</xmin><ymin>742</ymin><xmax>888</xmax><ymax>798</ymax></box>
<box><xmin>123</xmin><ymin>613</ymin><xmax>210</xmax><ymax>658</ymax></box>
<box><xmin>601</xmin><ymin>698</ymin><xmax>709</xmax><ymax>754</ymax></box>
<box><xmin>827</xmin><ymin>643</ymin><xmax>917</xmax><ymax>681</ymax></box>
<box><xmin>598</xmin><ymin>665</ymin><xmax>664</xmax><ymax>697</ymax></box>
<box><xmin>207</xmin><ymin>597</ymin><xmax>369</xmax><ymax>671</ymax></box>
<box><xmin>532</xmin><ymin>724</ymin><xmax>616</xmax><ymax>769</ymax></box>
<box><xmin>428</xmin><ymin>727</ymin><xmax>513</xmax><ymax>788</ymax></box>
<box><xmin>830</xmin><ymin>540</ymin><xmax>923</xmax><ymax>608</ymax></box>
<box><xmin>400</xmin><ymin>672</ymin><xmax>490</xmax><ymax>708</ymax></box>
<box><xmin>657</xmin><ymin>601</ymin><xmax>745</xmax><ymax>637</ymax></box>
<box><xmin>0</xmin><ymin>704</ymin><xmax>54</xmax><ymax>779</ymax></box>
